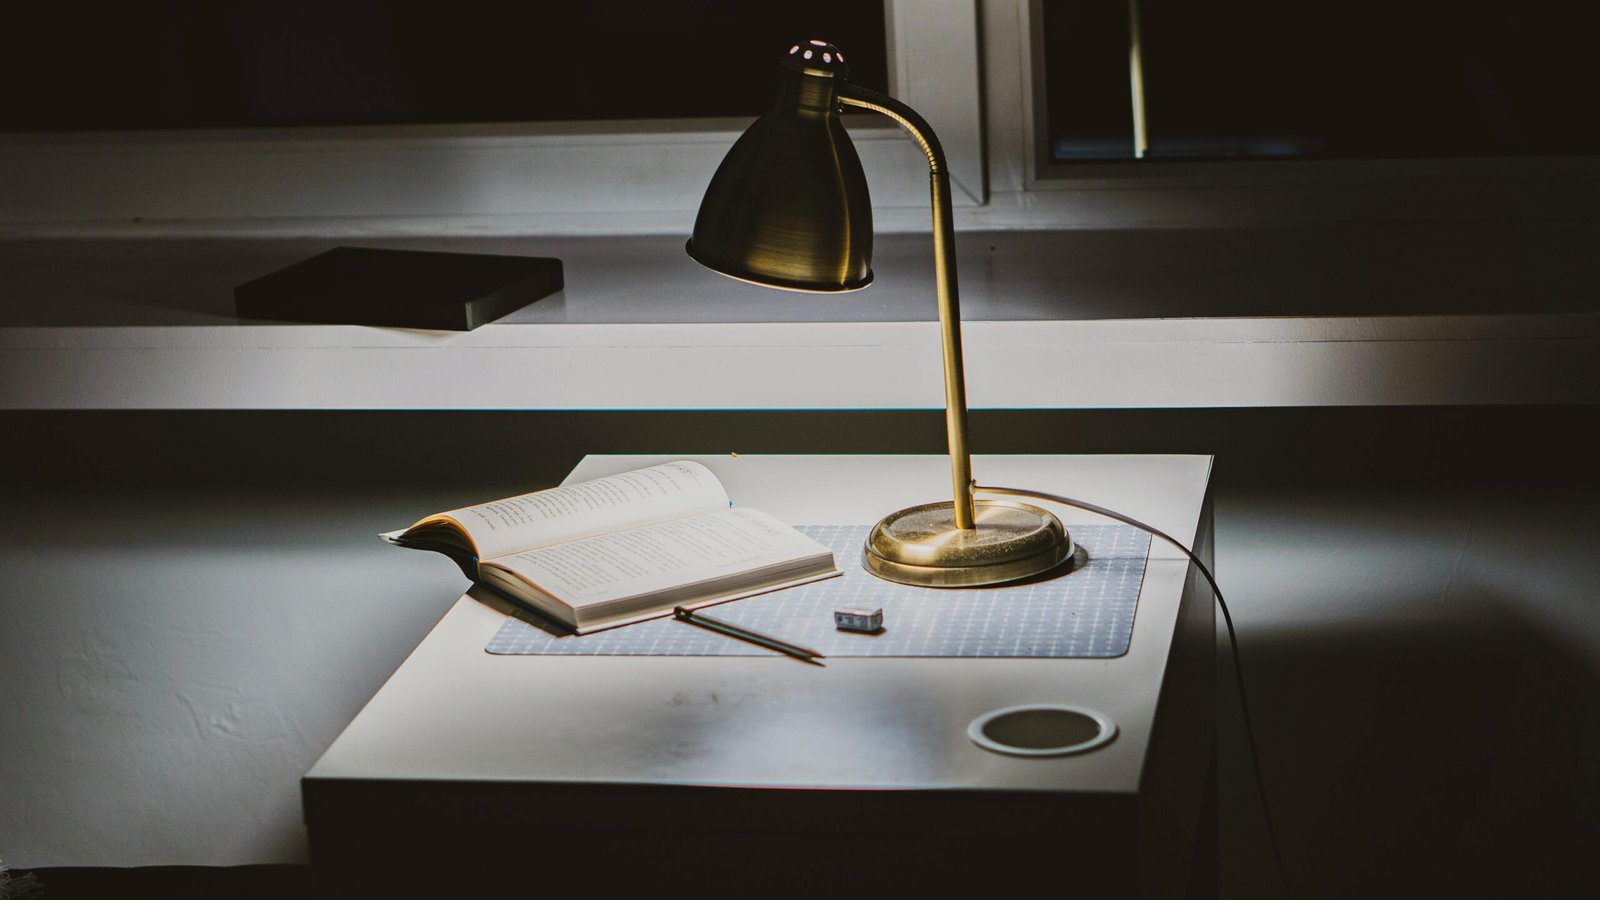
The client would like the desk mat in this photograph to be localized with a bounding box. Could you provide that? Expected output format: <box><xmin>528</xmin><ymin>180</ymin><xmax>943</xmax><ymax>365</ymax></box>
<box><xmin>485</xmin><ymin>524</ymin><xmax>1149</xmax><ymax>659</ymax></box>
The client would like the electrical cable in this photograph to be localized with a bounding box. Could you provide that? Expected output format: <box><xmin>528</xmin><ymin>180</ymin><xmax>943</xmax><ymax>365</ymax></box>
<box><xmin>976</xmin><ymin>483</ymin><xmax>1291</xmax><ymax>898</ymax></box>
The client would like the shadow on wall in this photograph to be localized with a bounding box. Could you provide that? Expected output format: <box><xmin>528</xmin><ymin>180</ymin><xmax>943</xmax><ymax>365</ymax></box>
<box><xmin>1217</xmin><ymin>479</ymin><xmax>1600</xmax><ymax>898</ymax></box>
<box><xmin>1231</xmin><ymin>615</ymin><xmax>1600</xmax><ymax>896</ymax></box>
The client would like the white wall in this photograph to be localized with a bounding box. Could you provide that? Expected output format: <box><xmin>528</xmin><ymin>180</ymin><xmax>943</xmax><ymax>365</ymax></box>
<box><xmin>3</xmin><ymin>408</ymin><xmax>1596</xmax><ymax>897</ymax></box>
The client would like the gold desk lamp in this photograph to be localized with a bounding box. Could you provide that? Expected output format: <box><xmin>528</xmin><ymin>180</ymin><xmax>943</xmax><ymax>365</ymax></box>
<box><xmin>688</xmin><ymin>40</ymin><xmax>1073</xmax><ymax>588</ymax></box>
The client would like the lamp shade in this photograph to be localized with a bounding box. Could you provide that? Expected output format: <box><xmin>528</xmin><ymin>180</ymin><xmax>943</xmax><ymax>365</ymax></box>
<box><xmin>687</xmin><ymin>42</ymin><xmax>873</xmax><ymax>292</ymax></box>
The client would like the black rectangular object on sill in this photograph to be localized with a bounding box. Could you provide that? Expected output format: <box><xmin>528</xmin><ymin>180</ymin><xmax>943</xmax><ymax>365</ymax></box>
<box><xmin>234</xmin><ymin>246</ymin><xmax>563</xmax><ymax>330</ymax></box>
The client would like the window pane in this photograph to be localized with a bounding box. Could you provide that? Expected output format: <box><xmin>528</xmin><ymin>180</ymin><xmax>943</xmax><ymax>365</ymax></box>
<box><xmin>1</xmin><ymin>2</ymin><xmax>887</xmax><ymax>132</ymax></box>
<box><xmin>1042</xmin><ymin>0</ymin><xmax>1600</xmax><ymax>162</ymax></box>
<box><xmin>1041</xmin><ymin>1</ymin><xmax>1136</xmax><ymax>160</ymax></box>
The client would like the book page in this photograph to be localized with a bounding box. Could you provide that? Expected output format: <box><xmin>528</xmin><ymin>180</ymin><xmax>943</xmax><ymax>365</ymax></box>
<box><xmin>416</xmin><ymin>461</ymin><xmax>729</xmax><ymax>560</ymax></box>
<box><xmin>487</xmin><ymin>508</ymin><xmax>830</xmax><ymax>608</ymax></box>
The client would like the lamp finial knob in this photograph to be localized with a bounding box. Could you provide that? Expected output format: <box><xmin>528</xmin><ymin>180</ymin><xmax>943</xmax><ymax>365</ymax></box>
<box><xmin>783</xmin><ymin>40</ymin><xmax>849</xmax><ymax>78</ymax></box>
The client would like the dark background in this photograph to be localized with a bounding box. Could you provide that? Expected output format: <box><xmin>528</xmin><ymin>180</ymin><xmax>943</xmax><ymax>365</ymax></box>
<box><xmin>0</xmin><ymin>1</ymin><xmax>888</xmax><ymax>131</ymax></box>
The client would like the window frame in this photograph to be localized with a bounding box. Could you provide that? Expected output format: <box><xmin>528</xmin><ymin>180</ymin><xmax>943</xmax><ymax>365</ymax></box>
<box><xmin>0</xmin><ymin>0</ymin><xmax>985</xmax><ymax>234</ymax></box>
<box><xmin>4</xmin><ymin>0</ymin><xmax>1596</xmax><ymax>236</ymax></box>
<box><xmin>976</xmin><ymin>0</ymin><xmax>1600</xmax><ymax>228</ymax></box>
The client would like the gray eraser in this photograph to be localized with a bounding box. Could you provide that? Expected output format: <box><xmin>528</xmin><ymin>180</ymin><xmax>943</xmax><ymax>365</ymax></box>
<box><xmin>834</xmin><ymin>606</ymin><xmax>884</xmax><ymax>634</ymax></box>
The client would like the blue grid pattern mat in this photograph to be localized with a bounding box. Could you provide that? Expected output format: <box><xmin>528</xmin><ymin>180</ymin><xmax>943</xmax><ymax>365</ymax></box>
<box><xmin>484</xmin><ymin>524</ymin><xmax>1150</xmax><ymax>659</ymax></box>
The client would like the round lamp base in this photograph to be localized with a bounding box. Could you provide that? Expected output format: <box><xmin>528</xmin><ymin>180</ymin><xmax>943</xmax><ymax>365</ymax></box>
<box><xmin>862</xmin><ymin>499</ymin><xmax>1074</xmax><ymax>588</ymax></box>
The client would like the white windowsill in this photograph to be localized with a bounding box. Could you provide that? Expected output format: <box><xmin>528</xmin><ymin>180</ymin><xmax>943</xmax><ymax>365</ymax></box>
<box><xmin>1</xmin><ymin>226</ymin><xmax>1594</xmax><ymax>411</ymax></box>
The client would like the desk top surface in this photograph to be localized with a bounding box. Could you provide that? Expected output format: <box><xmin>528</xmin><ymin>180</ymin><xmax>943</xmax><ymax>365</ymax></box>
<box><xmin>305</xmin><ymin>454</ymin><xmax>1211</xmax><ymax>804</ymax></box>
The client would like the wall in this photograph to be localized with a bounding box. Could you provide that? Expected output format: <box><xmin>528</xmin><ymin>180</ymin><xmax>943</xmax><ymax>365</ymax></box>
<box><xmin>2</xmin><ymin>407</ymin><xmax>1596</xmax><ymax>895</ymax></box>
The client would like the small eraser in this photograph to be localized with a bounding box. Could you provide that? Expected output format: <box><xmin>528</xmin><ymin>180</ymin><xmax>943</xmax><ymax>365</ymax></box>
<box><xmin>834</xmin><ymin>607</ymin><xmax>884</xmax><ymax>634</ymax></box>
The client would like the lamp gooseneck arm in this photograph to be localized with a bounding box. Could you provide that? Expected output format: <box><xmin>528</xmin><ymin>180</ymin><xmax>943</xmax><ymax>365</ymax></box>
<box><xmin>838</xmin><ymin>84</ymin><xmax>976</xmax><ymax>530</ymax></box>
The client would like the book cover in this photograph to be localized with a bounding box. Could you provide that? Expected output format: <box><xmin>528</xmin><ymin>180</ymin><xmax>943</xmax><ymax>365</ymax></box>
<box><xmin>234</xmin><ymin>246</ymin><xmax>563</xmax><ymax>330</ymax></box>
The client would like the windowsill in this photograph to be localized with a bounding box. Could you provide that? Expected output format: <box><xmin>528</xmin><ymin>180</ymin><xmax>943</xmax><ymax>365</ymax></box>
<box><xmin>2</xmin><ymin>225</ymin><xmax>1595</xmax><ymax>410</ymax></box>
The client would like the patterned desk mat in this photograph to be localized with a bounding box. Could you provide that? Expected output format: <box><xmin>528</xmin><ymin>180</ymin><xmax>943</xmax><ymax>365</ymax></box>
<box><xmin>485</xmin><ymin>523</ymin><xmax>1150</xmax><ymax>659</ymax></box>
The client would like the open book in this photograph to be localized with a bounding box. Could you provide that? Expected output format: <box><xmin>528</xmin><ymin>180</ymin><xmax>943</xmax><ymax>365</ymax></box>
<box><xmin>384</xmin><ymin>461</ymin><xmax>839</xmax><ymax>633</ymax></box>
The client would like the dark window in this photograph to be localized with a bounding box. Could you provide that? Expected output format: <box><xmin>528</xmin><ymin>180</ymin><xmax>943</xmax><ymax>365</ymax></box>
<box><xmin>1</xmin><ymin>2</ymin><xmax>887</xmax><ymax>132</ymax></box>
<box><xmin>1043</xmin><ymin>0</ymin><xmax>1600</xmax><ymax>162</ymax></box>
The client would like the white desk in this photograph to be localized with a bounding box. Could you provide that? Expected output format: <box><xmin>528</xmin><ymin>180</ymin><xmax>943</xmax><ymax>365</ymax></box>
<box><xmin>304</xmin><ymin>454</ymin><xmax>1215</xmax><ymax>895</ymax></box>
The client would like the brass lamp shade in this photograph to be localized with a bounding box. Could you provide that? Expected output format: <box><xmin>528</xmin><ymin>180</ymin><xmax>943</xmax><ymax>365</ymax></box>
<box><xmin>687</xmin><ymin>43</ymin><xmax>873</xmax><ymax>292</ymax></box>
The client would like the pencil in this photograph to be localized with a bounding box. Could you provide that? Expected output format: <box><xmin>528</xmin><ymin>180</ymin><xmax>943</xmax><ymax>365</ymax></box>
<box><xmin>673</xmin><ymin>607</ymin><xmax>825</xmax><ymax>664</ymax></box>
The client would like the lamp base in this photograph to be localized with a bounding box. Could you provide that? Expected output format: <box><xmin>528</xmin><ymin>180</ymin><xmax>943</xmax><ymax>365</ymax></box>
<box><xmin>862</xmin><ymin>499</ymin><xmax>1074</xmax><ymax>588</ymax></box>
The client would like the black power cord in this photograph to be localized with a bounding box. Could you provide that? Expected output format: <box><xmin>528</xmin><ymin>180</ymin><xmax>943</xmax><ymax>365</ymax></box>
<box><xmin>976</xmin><ymin>484</ymin><xmax>1291</xmax><ymax>898</ymax></box>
